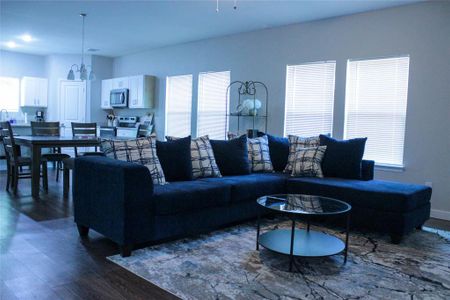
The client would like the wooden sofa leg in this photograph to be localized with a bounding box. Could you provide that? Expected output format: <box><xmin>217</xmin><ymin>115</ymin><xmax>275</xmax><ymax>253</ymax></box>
<box><xmin>120</xmin><ymin>245</ymin><xmax>133</xmax><ymax>257</ymax></box>
<box><xmin>390</xmin><ymin>234</ymin><xmax>403</xmax><ymax>244</ymax></box>
<box><xmin>77</xmin><ymin>225</ymin><xmax>89</xmax><ymax>237</ymax></box>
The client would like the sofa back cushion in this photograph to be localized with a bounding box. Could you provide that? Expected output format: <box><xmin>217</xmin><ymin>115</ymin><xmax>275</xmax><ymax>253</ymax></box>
<box><xmin>156</xmin><ymin>136</ymin><xmax>193</xmax><ymax>182</ymax></box>
<box><xmin>210</xmin><ymin>135</ymin><xmax>251</xmax><ymax>175</ymax></box>
<box><xmin>100</xmin><ymin>136</ymin><xmax>167</xmax><ymax>185</ymax></box>
<box><xmin>266</xmin><ymin>134</ymin><xmax>289</xmax><ymax>172</ymax></box>
<box><xmin>319</xmin><ymin>134</ymin><xmax>367</xmax><ymax>179</ymax></box>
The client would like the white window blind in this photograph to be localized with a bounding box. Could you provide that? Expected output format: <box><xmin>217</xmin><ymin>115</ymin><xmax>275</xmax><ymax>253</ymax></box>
<box><xmin>344</xmin><ymin>56</ymin><xmax>410</xmax><ymax>167</ymax></box>
<box><xmin>0</xmin><ymin>77</ymin><xmax>20</xmax><ymax>112</ymax></box>
<box><xmin>284</xmin><ymin>61</ymin><xmax>336</xmax><ymax>137</ymax></box>
<box><xmin>165</xmin><ymin>74</ymin><xmax>193</xmax><ymax>137</ymax></box>
<box><xmin>197</xmin><ymin>70</ymin><xmax>230</xmax><ymax>139</ymax></box>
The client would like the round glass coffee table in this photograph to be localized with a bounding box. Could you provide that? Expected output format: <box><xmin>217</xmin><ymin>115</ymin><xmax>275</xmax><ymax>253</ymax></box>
<box><xmin>256</xmin><ymin>194</ymin><xmax>351</xmax><ymax>271</ymax></box>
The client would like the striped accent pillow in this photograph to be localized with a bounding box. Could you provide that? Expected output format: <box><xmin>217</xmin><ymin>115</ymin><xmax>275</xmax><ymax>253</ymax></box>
<box><xmin>100</xmin><ymin>135</ymin><xmax>167</xmax><ymax>185</ymax></box>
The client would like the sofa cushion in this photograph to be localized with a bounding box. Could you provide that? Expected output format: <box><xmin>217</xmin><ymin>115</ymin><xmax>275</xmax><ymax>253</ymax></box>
<box><xmin>152</xmin><ymin>181</ymin><xmax>231</xmax><ymax>215</ymax></box>
<box><xmin>198</xmin><ymin>173</ymin><xmax>288</xmax><ymax>204</ymax></box>
<box><xmin>210</xmin><ymin>135</ymin><xmax>251</xmax><ymax>175</ymax></box>
<box><xmin>248</xmin><ymin>135</ymin><xmax>274</xmax><ymax>172</ymax></box>
<box><xmin>266</xmin><ymin>134</ymin><xmax>289</xmax><ymax>172</ymax></box>
<box><xmin>291</xmin><ymin>146</ymin><xmax>327</xmax><ymax>178</ymax></box>
<box><xmin>287</xmin><ymin>177</ymin><xmax>431</xmax><ymax>213</ymax></box>
<box><xmin>100</xmin><ymin>136</ymin><xmax>166</xmax><ymax>185</ymax></box>
<box><xmin>319</xmin><ymin>135</ymin><xmax>367</xmax><ymax>179</ymax></box>
<box><xmin>166</xmin><ymin>135</ymin><xmax>222</xmax><ymax>179</ymax></box>
<box><xmin>156</xmin><ymin>136</ymin><xmax>193</xmax><ymax>182</ymax></box>
<box><xmin>284</xmin><ymin>135</ymin><xmax>321</xmax><ymax>174</ymax></box>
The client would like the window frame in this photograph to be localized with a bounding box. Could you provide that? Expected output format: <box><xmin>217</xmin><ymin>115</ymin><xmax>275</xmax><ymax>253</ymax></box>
<box><xmin>196</xmin><ymin>70</ymin><xmax>231</xmax><ymax>140</ymax></box>
<box><xmin>164</xmin><ymin>74</ymin><xmax>194</xmax><ymax>138</ymax></box>
<box><xmin>0</xmin><ymin>76</ymin><xmax>21</xmax><ymax>113</ymax></box>
<box><xmin>343</xmin><ymin>55</ymin><xmax>410</xmax><ymax>168</ymax></box>
<box><xmin>283</xmin><ymin>60</ymin><xmax>336</xmax><ymax>138</ymax></box>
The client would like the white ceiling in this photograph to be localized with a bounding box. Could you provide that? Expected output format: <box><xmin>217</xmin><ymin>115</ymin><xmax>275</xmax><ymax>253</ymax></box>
<box><xmin>0</xmin><ymin>0</ymin><xmax>420</xmax><ymax>57</ymax></box>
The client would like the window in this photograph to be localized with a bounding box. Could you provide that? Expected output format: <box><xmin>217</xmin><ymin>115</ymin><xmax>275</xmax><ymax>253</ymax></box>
<box><xmin>344</xmin><ymin>56</ymin><xmax>410</xmax><ymax>167</ymax></box>
<box><xmin>165</xmin><ymin>74</ymin><xmax>193</xmax><ymax>137</ymax></box>
<box><xmin>0</xmin><ymin>77</ymin><xmax>20</xmax><ymax>112</ymax></box>
<box><xmin>197</xmin><ymin>70</ymin><xmax>230</xmax><ymax>139</ymax></box>
<box><xmin>284</xmin><ymin>61</ymin><xmax>336</xmax><ymax>137</ymax></box>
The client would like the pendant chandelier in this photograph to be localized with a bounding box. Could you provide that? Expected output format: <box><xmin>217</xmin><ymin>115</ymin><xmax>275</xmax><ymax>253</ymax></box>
<box><xmin>67</xmin><ymin>13</ymin><xmax>95</xmax><ymax>81</ymax></box>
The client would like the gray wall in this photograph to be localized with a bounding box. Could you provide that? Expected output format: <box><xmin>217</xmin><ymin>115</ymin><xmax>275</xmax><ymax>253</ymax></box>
<box><xmin>113</xmin><ymin>1</ymin><xmax>450</xmax><ymax>219</ymax></box>
<box><xmin>0</xmin><ymin>50</ymin><xmax>46</xmax><ymax>78</ymax></box>
<box><xmin>90</xmin><ymin>55</ymin><xmax>114</xmax><ymax>123</ymax></box>
<box><xmin>0</xmin><ymin>50</ymin><xmax>48</xmax><ymax>120</ymax></box>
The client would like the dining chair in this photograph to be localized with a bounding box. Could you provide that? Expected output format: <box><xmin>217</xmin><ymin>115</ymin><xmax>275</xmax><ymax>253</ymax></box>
<box><xmin>61</xmin><ymin>122</ymin><xmax>102</xmax><ymax>198</ymax></box>
<box><xmin>71</xmin><ymin>122</ymin><xmax>101</xmax><ymax>156</ymax></box>
<box><xmin>30</xmin><ymin>121</ymin><xmax>70</xmax><ymax>182</ymax></box>
<box><xmin>0</xmin><ymin>121</ymin><xmax>48</xmax><ymax>194</ymax></box>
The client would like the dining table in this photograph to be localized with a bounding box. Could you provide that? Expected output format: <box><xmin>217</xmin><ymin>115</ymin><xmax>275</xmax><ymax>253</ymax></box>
<box><xmin>13</xmin><ymin>135</ymin><xmax>101</xmax><ymax>198</ymax></box>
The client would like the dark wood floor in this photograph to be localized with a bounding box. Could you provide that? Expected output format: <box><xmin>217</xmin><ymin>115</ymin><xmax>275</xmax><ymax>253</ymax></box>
<box><xmin>1</xmin><ymin>168</ymin><xmax>449</xmax><ymax>300</ymax></box>
<box><xmin>0</xmin><ymin>168</ymin><xmax>178</xmax><ymax>300</ymax></box>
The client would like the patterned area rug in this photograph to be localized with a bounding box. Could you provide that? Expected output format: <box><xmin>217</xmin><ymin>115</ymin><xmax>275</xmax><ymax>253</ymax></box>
<box><xmin>108</xmin><ymin>220</ymin><xmax>450</xmax><ymax>299</ymax></box>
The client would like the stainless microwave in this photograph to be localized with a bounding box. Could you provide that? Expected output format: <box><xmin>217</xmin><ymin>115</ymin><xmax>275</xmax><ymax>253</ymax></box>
<box><xmin>110</xmin><ymin>88</ymin><xmax>129</xmax><ymax>108</ymax></box>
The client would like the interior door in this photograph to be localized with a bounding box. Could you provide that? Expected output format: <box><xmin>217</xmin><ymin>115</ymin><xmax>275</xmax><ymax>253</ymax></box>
<box><xmin>59</xmin><ymin>80</ymin><xmax>86</xmax><ymax>137</ymax></box>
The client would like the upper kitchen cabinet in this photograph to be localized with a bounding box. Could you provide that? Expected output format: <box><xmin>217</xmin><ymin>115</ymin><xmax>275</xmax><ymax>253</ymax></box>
<box><xmin>101</xmin><ymin>79</ymin><xmax>113</xmax><ymax>109</ymax></box>
<box><xmin>101</xmin><ymin>75</ymin><xmax>155</xmax><ymax>109</ymax></box>
<box><xmin>20</xmin><ymin>77</ymin><xmax>48</xmax><ymax>107</ymax></box>
<box><xmin>128</xmin><ymin>75</ymin><xmax>155</xmax><ymax>109</ymax></box>
<box><xmin>112</xmin><ymin>77</ymin><xmax>129</xmax><ymax>90</ymax></box>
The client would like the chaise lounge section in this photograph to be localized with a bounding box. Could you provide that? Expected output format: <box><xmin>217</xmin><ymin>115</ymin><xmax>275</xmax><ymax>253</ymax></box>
<box><xmin>73</xmin><ymin>155</ymin><xmax>431</xmax><ymax>257</ymax></box>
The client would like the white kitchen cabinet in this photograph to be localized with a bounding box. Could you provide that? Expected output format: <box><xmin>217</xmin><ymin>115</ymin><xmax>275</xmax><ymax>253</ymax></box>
<box><xmin>20</xmin><ymin>77</ymin><xmax>48</xmax><ymax>107</ymax></box>
<box><xmin>101</xmin><ymin>75</ymin><xmax>155</xmax><ymax>110</ymax></box>
<box><xmin>101</xmin><ymin>79</ymin><xmax>113</xmax><ymax>109</ymax></box>
<box><xmin>112</xmin><ymin>77</ymin><xmax>129</xmax><ymax>90</ymax></box>
<box><xmin>128</xmin><ymin>75</ymin><xmax>155</xmax><ymax>109</ymax></box>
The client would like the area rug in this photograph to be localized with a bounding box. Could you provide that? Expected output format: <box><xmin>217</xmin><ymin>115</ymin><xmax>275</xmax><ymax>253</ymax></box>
<box><xmin>108</xmin><ymin>220</ymin><xmax>450</xmax><ymax>299</ymax></box>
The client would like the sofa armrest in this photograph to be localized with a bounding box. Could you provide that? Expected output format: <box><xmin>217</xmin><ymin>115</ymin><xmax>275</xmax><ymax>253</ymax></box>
<box><xmin>361</xmin><ymin>160</ymin><xmax>375</xmax><ymax>181</ymax></box>
<box><xmin>73</xmin><ymin>156</ymin><xmax>154</xmax><ymax>246</ymax></box>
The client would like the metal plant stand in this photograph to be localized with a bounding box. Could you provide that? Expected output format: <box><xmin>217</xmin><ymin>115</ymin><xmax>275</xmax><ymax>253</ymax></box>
<box><xmin>226</xmin><ymin>81</ymin><xmax>268</xmax><ymax>138</ymax></box>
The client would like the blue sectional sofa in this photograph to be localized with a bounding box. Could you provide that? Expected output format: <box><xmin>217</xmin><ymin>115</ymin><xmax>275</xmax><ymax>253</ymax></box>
<box><xmin>73</xmin><ymin>155</ymin><xmax>431</xmax><ymax>257</ymax></box>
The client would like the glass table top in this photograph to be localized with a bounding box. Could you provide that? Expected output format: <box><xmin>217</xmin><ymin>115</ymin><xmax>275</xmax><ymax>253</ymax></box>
<box><xmin>257</xmin><ymin>194</ymin><xmax>351</xmax><ymax>216</ymax></box>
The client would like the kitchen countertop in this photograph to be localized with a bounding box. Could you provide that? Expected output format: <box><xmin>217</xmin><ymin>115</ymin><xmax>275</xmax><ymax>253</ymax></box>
<box><xmin>10</xmin><ymin>123</ymin><xmax>31</xmax><ymax>127</ymax></box>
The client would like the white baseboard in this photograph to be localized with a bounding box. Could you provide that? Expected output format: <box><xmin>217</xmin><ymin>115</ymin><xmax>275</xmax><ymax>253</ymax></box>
<box><xmin>431</xmin><ymin>209</ymin><xmax>450</xmax><ymax>221</ymax></box>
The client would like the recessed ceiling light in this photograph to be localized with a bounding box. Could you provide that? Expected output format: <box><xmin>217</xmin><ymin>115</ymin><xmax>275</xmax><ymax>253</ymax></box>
<box><xmin>20</xmin><ymin>34</ymin><xmax>33</xmax><ymax>42</ymax></box>
<box><xmin>6</xmin><ymin>41</ymin><xmax>17</xmax><ymax>48</ymax></box>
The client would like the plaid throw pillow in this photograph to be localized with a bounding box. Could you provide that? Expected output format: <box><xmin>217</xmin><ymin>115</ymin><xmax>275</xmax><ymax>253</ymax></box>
<box><xmin>100</xmin><ymin>135</ymin><xmax>167</xmax><ymax>185</ymax></box>
<box><xmin>284</xmin><ymin>135</ymin><xmax>320</xmax><ymax>173</ymax></box>
<box><xmin>247</xmin><ymin>135</ymin><xmax>273</xmax><ymax>172</ymax></box>
<box><xmin>166</xmin><ymin>135</ymin><xmax>222</xmax><ymax>179</ymax></box>
<box><xmin>291</xmin><ymin>146</ymin><xmax>327</xmax><ymax>178</ymax></box>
